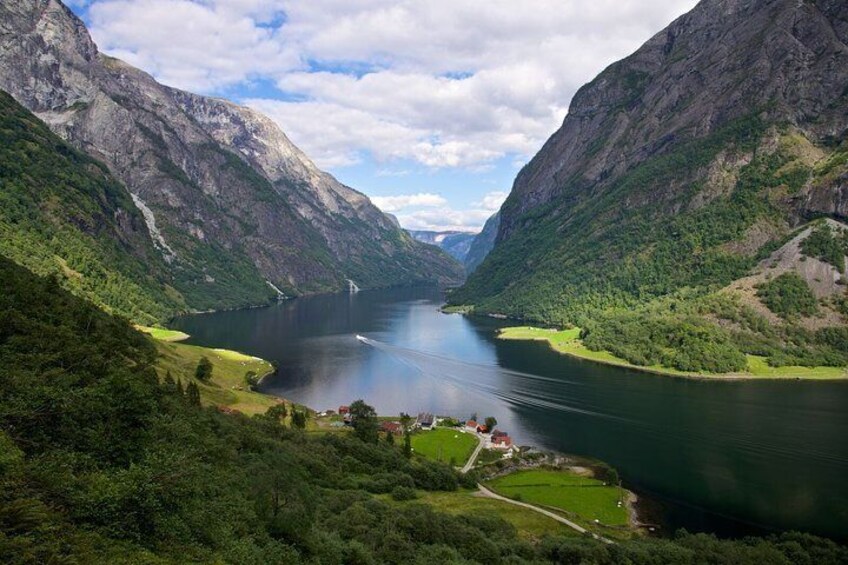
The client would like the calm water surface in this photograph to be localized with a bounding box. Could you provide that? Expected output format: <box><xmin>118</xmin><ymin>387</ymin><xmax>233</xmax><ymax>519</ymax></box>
<box><xmin>173</xmin><ymin>286</ymin><xmax>848</xmax><ymax>540</ymax></box>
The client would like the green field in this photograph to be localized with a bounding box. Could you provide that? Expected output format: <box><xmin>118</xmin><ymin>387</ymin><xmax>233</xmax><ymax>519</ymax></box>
<box><xmin>408</xmin><ymin>490</ymin><xmax>580</xmax><ymax>540</ymax></box>
<box><xmin>486</xmin><ymin>469</ymin><xmax>628</xmax><ymax>527</ymax></box>
<box><xmin>498</xmin><ymin>326</ymin><xmax>693</xmax><ymax>376</ymax></box>
<box><xmin>499</xmin><ymin>326</ymin><xmax>848</xmax><ymax>380</ymax></box>
<box><xmin>154</xmin><ymin>339</ymin><xmax>279</xmax><ymax>415</ymax></box>
<box><xmin>411</xmin><ymin>427</ymin><xmax>478</xmax><ymax>465</ymax></box>
<box><xmin>745</xmin><ymin>355</ymin><xmax>846</xmax><ymax>379</ymax></box>
<box><xmin>137</xmin><ymin>325</ymin><xmax>190</xmax><ymax>342</ymax></box>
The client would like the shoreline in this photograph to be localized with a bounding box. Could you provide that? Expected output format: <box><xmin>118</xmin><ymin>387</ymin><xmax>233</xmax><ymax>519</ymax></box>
<box><xmin>497</xmin><ymin>326</ymin><xmax>848</xmax><ymax>381</ymax></box>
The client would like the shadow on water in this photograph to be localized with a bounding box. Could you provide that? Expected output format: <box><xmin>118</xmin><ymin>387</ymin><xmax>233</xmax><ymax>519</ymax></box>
<box><xmin>173</xmin><ymin>285</ymin><xmax>848</xmax><ymax>541</ymax></box>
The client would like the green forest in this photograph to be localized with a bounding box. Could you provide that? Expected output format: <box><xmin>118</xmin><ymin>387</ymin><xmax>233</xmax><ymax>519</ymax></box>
<box><xmin>2</xmin><ymin>257</ymin><xmax>848</xmax><ymax>563</ymax></box>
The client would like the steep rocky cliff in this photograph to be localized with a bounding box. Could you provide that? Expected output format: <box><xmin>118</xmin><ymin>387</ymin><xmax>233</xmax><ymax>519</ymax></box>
<box><xmin>0</xmin><ymin>0</ymin><xmax>462</xmax><ymax>317</ymax></box>
<box><xmin>454</xmin><ymin>0</ymin><xmax>848</xmax><ymax>322</ymax></box>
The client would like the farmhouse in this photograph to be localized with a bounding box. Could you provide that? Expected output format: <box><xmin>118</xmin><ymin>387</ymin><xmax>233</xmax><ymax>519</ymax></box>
<box><xmin>465</xmin><ymin>420</ymin><xmax>478</xmax><ymax>430</ymax></box>
<box><xmin>338</xmin><ymin>405</ymin><xmax>350</xmax><ymax>415</ymax></box>
<box><xmin>492</xmin><ymin>435</ymin><xmax>513</xmax><ymax>449</ymax></box>
<box><xmin>417</xmin><ymin>412</ymin><xmax>434</xmax><ymax>429</ymax></box>
<box><xmin>380</xmin><ymin>421</ymin><xmax>403</xmax><ymax>435</ymax></box>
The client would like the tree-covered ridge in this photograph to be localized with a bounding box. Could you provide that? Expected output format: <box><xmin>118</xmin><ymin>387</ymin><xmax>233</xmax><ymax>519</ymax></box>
<box><xmin>452</xmin><ymin>120</ymin><xmax>848</xmax><ymax>373</ymax></box>
<box><xmin>3</xmin><ymin>256</ymin><xmax>848</xmax><ymax>563</ymax></box>
<box><xmin>0</xmin><ymin>90</ymin><xmax>184</xmax><ymax>324</ymax></box>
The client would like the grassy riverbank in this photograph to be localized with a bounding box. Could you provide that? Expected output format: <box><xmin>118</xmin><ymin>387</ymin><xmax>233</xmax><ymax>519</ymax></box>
<box><xmin>499</xmin><ymin>326</ymin><xmax>848</xmax><ymax>380</ymax></box>
<box><xmin>137</xmin><ymin>325</ymin><xmax>190</xmax><ymax>342</ymax></box>
<box><xmin>150</xmin><ymin>331</ymin><xmax>280</xmax><ymax>415</ymax></box>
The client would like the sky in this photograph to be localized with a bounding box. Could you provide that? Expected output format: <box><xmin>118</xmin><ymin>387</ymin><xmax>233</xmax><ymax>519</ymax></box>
<box><xmin>66</xmin><ymin>0</ymin><xmax>698</xmax><ymax>232</ymax></box>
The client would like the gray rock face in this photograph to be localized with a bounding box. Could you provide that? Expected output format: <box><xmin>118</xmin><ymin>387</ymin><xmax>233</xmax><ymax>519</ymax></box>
<box><xmin>0</xmin><ymin>0</ymin><xmax>462</xmax><ymax>309</ymax></box>
<box><xmin>499</xmin><ymin>0</ymin><xmax>848</xmax><ymax>243</ymax></box>
<box><xmin>464</xmin><ymin>212</ymin><xmax>500</xmax><ymax>274</ymax></box>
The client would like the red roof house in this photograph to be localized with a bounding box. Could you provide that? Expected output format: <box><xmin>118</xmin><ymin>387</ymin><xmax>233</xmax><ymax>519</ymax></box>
<box><xmin>380</xmin><ymin>421</ymin><xmax>403</xmax><ymax>434</ymax></box>
<box><xmin>339</xmin><ymin>405</ymin><xmax>350</xmax><ymax>415</ymax></box>
<box><xmin>492</xmin><ymin>435</ymin><xmax>513</xmax><ymax>448</ymax></box>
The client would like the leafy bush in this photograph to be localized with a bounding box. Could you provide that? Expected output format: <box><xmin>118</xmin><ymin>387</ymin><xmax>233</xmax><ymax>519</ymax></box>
<box><xmin>390</xmin><ymin>486</ymin><xmax>418</xmax><ymax>501</ymax></box>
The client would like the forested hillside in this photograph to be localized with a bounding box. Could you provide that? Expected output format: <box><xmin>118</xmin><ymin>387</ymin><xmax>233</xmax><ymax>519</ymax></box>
<box><xmin>451</xmin><ymin>0</ymin><xmax>848</xmax><ymax>373</ymax></box>
<box><xmin>3</xmin><ymin>257</ymin><xmax>847</xmax><ymax>563</ymax></box>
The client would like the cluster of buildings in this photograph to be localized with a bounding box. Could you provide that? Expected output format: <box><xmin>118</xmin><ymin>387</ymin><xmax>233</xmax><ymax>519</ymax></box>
<box><xmin>464</xmin><ymin>418</ymin><xmax>514</xmax><ymax>450</ymax></box>
<box><xmin>324</xmin><ymin>406</ymin><xmax>515</xmax><ymax>452</ymax></box>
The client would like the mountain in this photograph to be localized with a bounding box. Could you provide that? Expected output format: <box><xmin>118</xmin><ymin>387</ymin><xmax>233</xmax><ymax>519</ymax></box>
<box><xmin>0</xmin><ymin>91</ymin><xmax>188</xmax><ymax>324</ymax></box>
<box><xmin>463</xmin><ymin>212</ymin><xmax>500</xmax><ymax>273</ymax></box>
<box><xmin>407</xmin><ymin>230</ymin><xmax>477</xmax><ymax>263</ymax></box>
<box><xmin>0</xmin><ymin>0</ymin><xmax>462</xmax><ymax>320</ymax></box>
<box><xmin>455</xmin><ymin>0</ymin><xmax>847</xmax><ymax>316</ymax></box>
<box><xmin>451</xmin><ymin>0</ymin><xmax>848</xmax><ymax>372</ymax></box>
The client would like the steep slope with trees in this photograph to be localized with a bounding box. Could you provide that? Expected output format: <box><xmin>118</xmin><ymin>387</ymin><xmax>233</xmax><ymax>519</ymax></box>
<box><xmin>0</xmin><ymin>91</ymin><xmax>186</xmax><ymax>323</ymax></box>
<box><xmin>451</xmin><ymin>0</ymin><xmax>848</xmax><ymax>371</ymax></box>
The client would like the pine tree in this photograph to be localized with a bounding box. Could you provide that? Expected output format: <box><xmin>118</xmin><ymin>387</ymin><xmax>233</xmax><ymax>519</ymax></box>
<box><xmin>186</xmin><ymin>382</ymin><xmax>201</xmax><ymax>407</ymax></box>
<box><xmin>403</xmin><ymin>431</ymin><xmax>412</xmax><ymax>459</ymax></box>
<box><xmin>176</xmin><ymin>379</ymin><xmax>185</xmax><ymax>397</ymax></box>
<box><xmin>164</xmin><ymin>370</ymin><xmax>176</xmax><ymax>391</ymax></box>
<box><xmin>385</xmin><ymin>430</ymin><xmax>395</xmax><ymax>446</ymax></box>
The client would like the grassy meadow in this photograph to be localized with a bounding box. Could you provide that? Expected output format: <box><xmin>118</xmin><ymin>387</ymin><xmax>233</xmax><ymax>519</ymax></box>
<box><xmin>485</xmin><ymin>469</ymin><xmax>628</xmax><ymax>528</ymax></box>
<box><xmin>153</xmin><ymin>337</ymin><xmax>279</xmax><ymax>415</ymax></box>
<box><xmin>404</xmin><ymin>490</ymin><xmax>581</xmax><ymax>540</ymax></box>
<box><xmin>411</xmin><ymin>427</ymin><xmax>478</xmax><ymax>465</ymax></box>
<box><xmin>136</xmin><ymin>325</ymin><xmax>190</xmax><ymax>342</ymax></box>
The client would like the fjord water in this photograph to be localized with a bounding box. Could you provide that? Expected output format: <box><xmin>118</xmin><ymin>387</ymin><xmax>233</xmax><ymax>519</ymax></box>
<box><xmin>173</xmin><ymin>286</ymin><xmax>848</xmax><ymax>540</ymax></box>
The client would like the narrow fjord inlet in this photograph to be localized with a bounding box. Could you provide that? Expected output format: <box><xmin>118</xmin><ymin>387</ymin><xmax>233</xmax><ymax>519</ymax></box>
<box><xmin>2</xmin><ymin>0</ymin><xmax>848</xmax><ymax>562</ymax></box>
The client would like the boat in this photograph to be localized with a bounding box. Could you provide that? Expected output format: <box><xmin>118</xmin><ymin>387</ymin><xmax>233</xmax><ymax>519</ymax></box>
<box><xmin>355</xmin><ymin>334</ymin><xmax>367</xmax><ymax>343</ymax></box>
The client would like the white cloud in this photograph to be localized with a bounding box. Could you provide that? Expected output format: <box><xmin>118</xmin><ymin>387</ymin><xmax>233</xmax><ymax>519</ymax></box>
<box><xmin>477</xmin><ymin>191</ymin><xmax>508</xmax><ymax>211</ymax></box>
<box><xmin>396</xmin><ymin>207</ymin><xmax>493</xmax><ymax>232</ymax></box>
<box><xmin>370</xmin><ymin>190</ymin><xmax>505</xmax><ymax>231</ymax></box>
<box><xmin>87</xmin><ymin>0</ymin><xmax>300</xmax><ymax>91</ymax></box>
<box><xmin>371</xmin><ymin>193</ymin><xmax>447</xmax><ymax>213</ymax></box>
<box><xmin>81</xmin><ymin>0</ymin><xmax>699</xmax><ymax>169</ymax></box>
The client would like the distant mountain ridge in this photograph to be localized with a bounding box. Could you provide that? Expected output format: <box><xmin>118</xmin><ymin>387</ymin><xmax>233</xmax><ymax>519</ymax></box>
<box><xmin>407</xmin><ymin>230</ymin><xmax>477</xmax><ymax>263</ymax></box>
<box><xmin>0</xmin><ymin>0</ymin><xmax>462</xmax><ymax>320</ymax></box>
<box><xmin>463</xmin><ymin>212</ymin><xmax>500</xmax><ymax>274</ymax></box>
